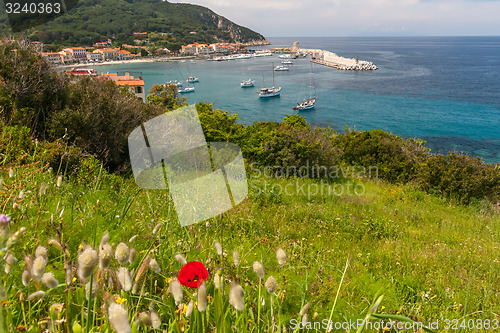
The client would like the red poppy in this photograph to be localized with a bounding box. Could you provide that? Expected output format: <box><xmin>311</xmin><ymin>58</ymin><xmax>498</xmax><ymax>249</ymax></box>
<box><xmin>178</xmin><ymin>261</ymin><xmax>209</xmax><ymax>288</ymax></box>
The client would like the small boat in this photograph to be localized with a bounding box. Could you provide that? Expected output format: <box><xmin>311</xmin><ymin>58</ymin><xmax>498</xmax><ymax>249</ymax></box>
<box><xmin>293</xmin><ymin>97</ymin><xmax>316</xmax><ymax>110</ymax></box>
<box><xmin>258</xmin><ymin>63</ymin><xmax>281</xmax><ymax>98</ymax></box>
<box><xmin>281</xmin><ymin>60</ymin><xmax>293</xmax><ymax>65</ymax></box>
<box><xmin>65</xmin><ymin>68</ymin><xmax>97</xmax><ymax>76</ymax></box>
<box><xmin>167</xmin><ymin>80</ymin><xmax>183</xmax><ymax>87</ymax></box>
<box><xmin>258</xmin><ymin>87</ymin><xmax>281</xmax><ymax>97</ymax></box>
<box><xmin>178</xmin><ymin>86</ymin><xmax>195</xmax><ymax>93</ymax></box>
<box><xmin>274</xmin><ymin>65</ymin><xmax>289</xmax><ymax>71</ymax></box>
<box><xmin>241</xmin><ymin>79</ymin><xmax>255</xmax><ymax>87</ymax></box>
<box><xmin>186</xmin><ymin>76</ymin><xmax>199</xmax><ymax>83</ymax></box>
<box><xmin>278</xmin><ymin>54</ymin><xmax>291</xmax><ymax>59</ymax></box>
<box><xmin>293</xmin><ymin>62</ymin><xmax>316</xmax><ymax>110</ymax></box>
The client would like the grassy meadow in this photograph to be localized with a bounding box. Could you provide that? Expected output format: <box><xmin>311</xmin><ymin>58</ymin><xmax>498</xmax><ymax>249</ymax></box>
<box><xmin>1</xmin><ymin>155</ymin><xmax>499</xmax><ymax>332</ymax></box>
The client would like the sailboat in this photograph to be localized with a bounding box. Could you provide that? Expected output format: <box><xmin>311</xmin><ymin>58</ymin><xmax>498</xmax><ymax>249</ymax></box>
<box><xmin>258</xmin><ymin>63</ymin><xmax>281</xmax><ymax>98</ymax></box>
<box><xmin>240</xmin><ymin>79</ymin><xmax>255</xmax><ymax>87</ymax></box>
<box><xmin>293</xmin><ymin>63</ymin><xmax>316</xmax><ymax>110</ymax></box>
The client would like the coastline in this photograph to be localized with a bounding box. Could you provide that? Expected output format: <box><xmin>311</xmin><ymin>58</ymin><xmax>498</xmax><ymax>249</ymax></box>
<box><xmin>57</xmin><ymin>55</ymin><xmax>197</xmax><ymax>69</ymax></box>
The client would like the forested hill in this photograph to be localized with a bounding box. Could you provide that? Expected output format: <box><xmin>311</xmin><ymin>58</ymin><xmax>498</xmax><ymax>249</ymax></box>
<box><xmin>0</xmin><ymin>0</ymin><xmax>268</xmax><ymax>50</ymax></box>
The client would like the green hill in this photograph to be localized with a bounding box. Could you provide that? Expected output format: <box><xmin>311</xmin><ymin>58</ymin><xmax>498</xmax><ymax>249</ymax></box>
<box><xmin>0</xmin><ymin>0</ymin><xmax>268</xmax><ymax>50</ymax></box>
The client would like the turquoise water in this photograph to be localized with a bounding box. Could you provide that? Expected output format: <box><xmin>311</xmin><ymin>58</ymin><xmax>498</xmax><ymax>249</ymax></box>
<box><xmin>97</xmin><ymin>37</ymin><xmax>500</xmax><ymax>163</ymax></box>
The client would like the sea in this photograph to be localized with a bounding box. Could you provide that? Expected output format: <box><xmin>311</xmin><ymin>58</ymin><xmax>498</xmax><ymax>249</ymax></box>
<box><xmin>96</xmin><ymin>37</ymin><xmax>500</xmax><ymax>163</ymax></box>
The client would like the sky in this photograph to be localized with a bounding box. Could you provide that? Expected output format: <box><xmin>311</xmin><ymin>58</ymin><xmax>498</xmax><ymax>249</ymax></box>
<box><xmin>171</xmin><ymin>0</ymin><xmax>500</xmax><ymax>37</ymax></box>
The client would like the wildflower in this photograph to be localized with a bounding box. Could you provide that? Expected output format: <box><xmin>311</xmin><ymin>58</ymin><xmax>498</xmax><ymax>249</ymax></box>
<box><xmin>214</xmin><ymin>241</ymin><xmax>222</xmax><ymax>256</ymax></box>
<box><xmin>126</xmin><ymin>248</ymin><xmax>135</xmax><ymax>265</ymax></box>
<box><xmin>115</xmin><ymin>243</ymin><xmax>130</xmax><ymax>266</ymax></box>
<box><xmin>197</xmin><ymin>282</ymin><xmax>207</xmax><ymax>312</ymax></box>
<box><xmin>299</xmin><ymin>303</ymin><xmax>310</xmax><ymax>316</ymax></box>
<box><xmin>149</xmin><ymin>258</ymin><xmax>161</xmax><ymax>273</ymax></box>
<box><xmin>99</xmin><ymin>243</ymin><xmax>113</xmax><ymax>270</ymax></box>
<box><xmin>8</xmin><ymin>168</ymin><xmax>14</xmax><ymax>178</ymax></box>
<box><xmin>128</xmin><ymin>235</ymin><xmax>137</xmax><ymax>243</ymax></box>
<box><xmin>169</xmin><ymin>279</ymin><xmax>183</xmax><ymax>305</ymax></box>
<box><xmin>138</xmin><ymin>312</ymin><xmax>152</xmax><ymax>327</ymax></box>
<box><xmin>99</xmin><ymin>233</ymin><xmax>109</xmax><ymax>248</ymax></box>
<box><xmin>56</xmin><ymin>175</ymin><xmax>63</xmax><ymax>187</ymax></box>
<box><xmin>301</xmin><ymin>314</ymin><xmax>308</xmax><ymax>327</ymax></box>
<box><xmin>108</xmin><ymin>303</ymin><xmax>131</xmax><ymax>333</ymax></box>
<box><xmin>185</xmin><ymin>300</ymin><xmax>194</xmax><ymax>317</ymax></box>
<box><xmin>233</xmin><ymin>251</ymin><xmax>239</xmax><ymax>266</ymax></box>
<box><xmin>42</xmin><ymin>272</ymin><xmax>59</xmax><ymax>289</ymax></box>
<box><xmin>152</xmin><ymin>223</ymin><xmax>161</xmax><ymax>235</ymax></box>
<box><xmin>39</xmin><ymin>183</ymin><xmax>48</xmax><ymax>196</ymax></box>
<box><xmin>0</xmin><ymin>214</ymin><xmax>9</xmax><ymax>228</ymax></box>
<box><xmin>276</xmin><ymin>248</ymin><xmax>286</xmax><ymax>265</ymax></box>
<box><xmin>22</xmin><ymin>270</ymin><xmax>31</xmax><ymax>287</ymax></box>
<box><xmin>117</xmin><ymin>267</ymin><xmax>132</xmax><ymax>291</ymax></box>
<box><xmin>31</xmin><ymin>256</ymin><xmax>47</xmax><ymax>282</ymax></box>
<box><xmin>132</xmin><ymin>282</ymin><xmax>138</xmax><ymax>294</ymax></box>
<box><xmin>65</xmin><ymin>263</ymin><xmax>74</xmax><ymax>286</ymax></box>
<box><xmin>175</xmin><ymin>254</ymin><xmax>187</xmax><ymax>265</ymax></box>
<box><xmin>178</xmin><ymin>261</ymin><xmax>208</xmax><ymax>288</ymax></box>
<box><xmin>116</xmin><ymin>297</ymin><xmax>126</xmax><ymax>304</ymax></box>
<box><xmin>48</xmin><ymin>239</ymin><xmax>63</xmax><ymax>252</ymax></box>
<box><xmin>229</xmin><ymin>284</ymin><xmax>245</xmax><ymax>311</ymax></box>
<box><xmin>35</xmin><ymin>246</ymin><xmax>48</xmax><ymax>260</ymax></box>
<box><xmin>253</xmin><ymin>261</ymin><xmax>265</xmax><ymax>279</ymax></box>
<box><xmin>78</xmin><ymin>247</ymin><xmax>98</xmax><ymax>282</ymax></box>
<box><xmin>265</xmin><ymin>276</ymin><xmax>277</xmax><ymax>293</ymax></box>
<box><xmin>150</xmin><ymin>311</ymin><xmax>161</xmax><ymax>329</ymax></box>
<box><xmin>85</xmin><ymin>280</ymin><xmax>98</xmax><ymax>300</ymax></box>
<box><xmin>214</xmin><ymin>271</ymin><xmax>223</xmax><ymax>289</ymax></box>
<box><xmin>4</xmin><ymin>253</ymin><xmax>14</xmax><ymax>274</ymax></box>
<box><xmin>27</xmin><ymin>291</ymin><xmax>45</xmax><ymax>301</ymax></box>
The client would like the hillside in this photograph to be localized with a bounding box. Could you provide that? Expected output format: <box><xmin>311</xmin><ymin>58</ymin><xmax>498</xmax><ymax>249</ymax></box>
<box><xmin>0</xmin><ymin>0</ymin><xmax>268</xmax><ymax>50</ymax></box>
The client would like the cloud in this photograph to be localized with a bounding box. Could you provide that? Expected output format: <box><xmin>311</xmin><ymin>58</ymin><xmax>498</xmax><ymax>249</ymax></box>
<box><xmin>171</xmin><ymin>0</ymin><xmax>500</xmax><ymax>36</ymax></box>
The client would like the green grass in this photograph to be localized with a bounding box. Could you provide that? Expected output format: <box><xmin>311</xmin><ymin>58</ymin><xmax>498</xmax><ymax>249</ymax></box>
<box><xmin>1</xmin><ymin>160</ymin><xmax>499</xmax><ymax>332</ymax></box>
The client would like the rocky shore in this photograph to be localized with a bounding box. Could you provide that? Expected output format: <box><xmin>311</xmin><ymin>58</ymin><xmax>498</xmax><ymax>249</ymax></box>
<box><xmin>307</xmin><ymin>49</ymin><xmax>377</xmax><ymax>70</ymax></box>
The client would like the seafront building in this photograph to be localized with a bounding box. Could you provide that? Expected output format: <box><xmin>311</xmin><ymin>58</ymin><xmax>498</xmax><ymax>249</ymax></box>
<box><xmin>100</xmin><ymin>73</ymin><xmax>146</xmax><ymax>102</ymax></box>
<box><xmin>62</xmin><ymin>47</ymin><xmax>88</xmax><ymax>62</ymax></box>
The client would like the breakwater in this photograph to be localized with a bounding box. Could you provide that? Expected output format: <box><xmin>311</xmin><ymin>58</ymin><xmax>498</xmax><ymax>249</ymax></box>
<box><xmin>305</xmin><ymin>49</ymin><xmax>377</xmax><ymax>70</ymax></box>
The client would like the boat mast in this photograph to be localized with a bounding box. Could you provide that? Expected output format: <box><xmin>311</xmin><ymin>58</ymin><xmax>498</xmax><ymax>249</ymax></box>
<box><xmin>272</xmin><ymin>62</ymin><xmax>275</xmax><ymax>88</ymax></box>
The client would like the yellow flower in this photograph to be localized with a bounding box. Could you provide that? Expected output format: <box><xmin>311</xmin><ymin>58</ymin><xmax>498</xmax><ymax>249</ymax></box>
<box><xmin>165</xmin><ymin>278</ymin><xmax>172</xmax><ymax>284</ymax></box>
<box><xmin>72</xmin><ymin>277</ymin><xmax>77</xmax><ymax>284</ymax></box>
<box><xmin>78</xmin><ymin>245</ymin><xmax>83</xmax><ymax>250</ymax></box>
<box><xmin>207</xmin><ymin>295</ymin><xmax>214</xmax><ymax>304</ymax></box>
<box><xmin>115</xmin><ymin>297</ymin><xmax>126</xmax><ymax>305</ymax></box>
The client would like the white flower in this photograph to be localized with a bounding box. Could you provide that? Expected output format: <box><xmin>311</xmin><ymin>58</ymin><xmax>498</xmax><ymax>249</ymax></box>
<box><xmin>27</xmin><ymin>291</ymin><xmax>46</xmax><ymax>301</ymax></box>
<box><xmin>214</xmin><ymin>241</ymin><xmax>222</xmax><ymax>256</ymax></box>
<box><xmin>128</xmin><ymin>235</ymin><xmax>137</xmax><ymax>243</ymax></box>
<box><xmin>229</xmin><ymin>284</ymin><xmax>245</xmax><ymax>311</ymax></box>
<box><xmin>77</xmin><ymin>247</ymin><xmax>98</xmax><ymax>282</ymax></box>
<box><xmin>108</xmin><ymin>303</ymin><xmax>131</xmax><ymax>333</ymax></box>
<box><xmin>276</xmin><ymin>248</ymin><xmax>286</xmax><ymax>266</ymax></box>
<box><xmin>115</xmin><ymin>243</ymin><xmax>130</xmax><ymax>266</ymax></box>
<box><xmin>150</xmin><ymin>311</ymin><xmax>161</xmax><ymax>328</ymax></box>
<box><xmin>4</xmin><ymin>253</ymin><xmax>14</xmax><ymax>274</ymax></box>
<box><xmin>100</xmin><ymin>233</ymin><xmax>109</xmax><ymax>248</ymax></box>
<box><xmin>152</xmin><ymin>223</ymin><xmax>161</xmax><ymax>235</ymax></box>
<box><xmin>56</xmin><ymin>175</ymin><xmax>63</xmax><ymax>187</ymax></box>
<box><xmin>253</xmin><ymin>261</ymin><xmax>265</xmax><ymax>279</ymax></box>
<box><xmin>175</xmin><ymin>254</ymin><xmax>187</xmax><ymax>265</ymax></box>
<box><xmin>138</xmin><ymin>312</ymin><xmax>152</xmax><ymax>327</ymax></box>
<box><xmin>233</xmin><ymin>251</ymin><xmax>239</xmax><ymax>266</ymax></box>
<box><xmin>169</xmin><ymin>279</ymin><xmax>183</xmax><ymax>305</ymax></box>
<box><xmin>117</xmin><ymin>267</ymin><xmax>132</xmax><ymax>291</ymax></box>
<box><xmin>42</xmin><ymin>272</ymin><xmax>59</xmax><ymax>289</ymax></box>
<box><xmin>85</xmin><ymin>280</ymin><xmax>98</xmax><ymax>300</ymax></box>
<box><xmin>214</xmin><ymin>272</ymin><xmax>223</xmax><ymax>289</ymax></box>
<box><xmin>185</xmin><ymin>300</ymin><xmax>194</xmax><ymax>317</ymax></box>
<box><xmin>22</xmin><ymin>270</ymin><xmax>31</xmax><ymax>287</ymax></box>
<box><xmin>99</xmin><ymin>243</ymin><xmax>113</xmax><ymax>270</ymax></box>
<box><xmin>265</xmin><ymin>276</ymin><xmax>277</xmax><ymax>293</ymax></box>
<box><xmin>197</xmin><ymin>282</ymin><xmax>207</xmax><ymax>312</ymax></box>
<box><xmin>8</xmin><ymin>168</ymin><xmax>14</xmax><ymax>178</ymax></box>
<box><xmin>128</xmin><ymin>248</ymin><xmax>136</xmax><ymax>265</ymax></box>
<box><xmin>31</xmin><ymin>256</ymin><xmax>47</xmax><ymax>282</ymax></box>
<box><xmin>302</xmin><ymin>314</ymin><xmax>308</xmax><ymax>327</ymax></box>
<box><xmin>299</xmin><ymin>303</ymin><xmax>310</xmax><ymax>316</ymax></box>
<box><xmin>149</xmin><ymin>259</ymin><xmax>161</xmax><ymax>274</ymax></box>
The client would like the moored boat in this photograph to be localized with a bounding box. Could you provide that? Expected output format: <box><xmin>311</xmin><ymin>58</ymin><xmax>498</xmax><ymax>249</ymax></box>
<box><xmin>241</xmin><ymin>79</ymin><xmax>255</xmax><ymax>87</ymax></box>
<box><xmin>65</xmin><ymin>68</ymin><xmax>97</xmax><ymax>76</ymax></box>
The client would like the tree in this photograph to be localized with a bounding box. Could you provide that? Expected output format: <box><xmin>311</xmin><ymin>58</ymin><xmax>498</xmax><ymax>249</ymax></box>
<box><xmin>147</xmin><ymin>83</ymin><xmax>186</xmax><ymax>110</ymax></box>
